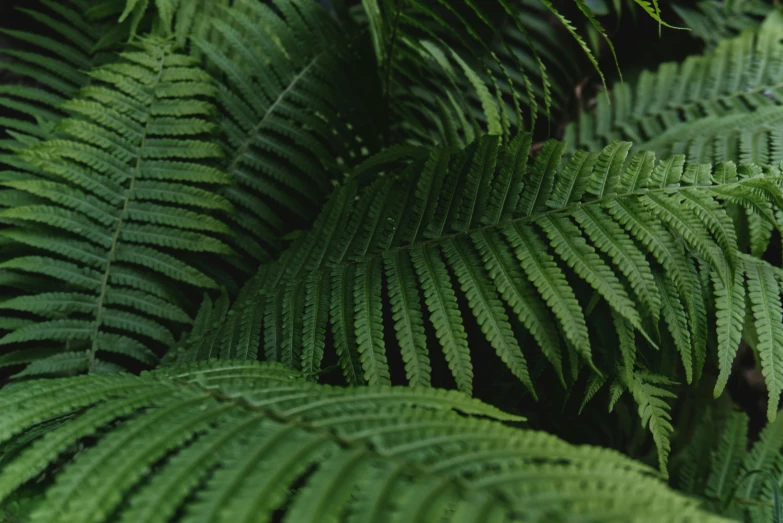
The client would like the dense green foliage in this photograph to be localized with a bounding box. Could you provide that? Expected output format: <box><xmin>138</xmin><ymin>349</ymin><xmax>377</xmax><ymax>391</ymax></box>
<box><xmin>0</xmin><ymin>359</ymin><xmax>730</xmax><ymax>523</ymax></box>
<box><xmin>3</xmin><ymin>0</ymin><xmax>783</xmax><ymax>521</ymax></box>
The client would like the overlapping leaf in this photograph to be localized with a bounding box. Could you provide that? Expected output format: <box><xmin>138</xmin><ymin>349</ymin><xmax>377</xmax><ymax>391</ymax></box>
<box><xmin>0</xmin><ymin>359</ymin><xmax>728</xmax><ymax>523</ymax></box>
<box><xmin>0</xmin><ymin>40</ymin><xmax>235</xmax><ymax>375</ymax></box>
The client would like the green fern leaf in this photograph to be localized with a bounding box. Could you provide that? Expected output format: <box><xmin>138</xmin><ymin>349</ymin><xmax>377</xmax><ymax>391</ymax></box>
<box><xmin>0</xmin><ymin>40</ymin><xmax>235</xmax><ymax>375</ymax></box>
<box><xmin>706</xmin><ymin>410</ymin><xmax>750</xmax><ymax>503</ymax></box>
<box><xmin>712</xmin><ymin>259</ymin><xmax>747</xmax><ymax>397</ymax></box>
<box><xmin>673</xmin><ymin>0</ymin><xmax>772</xmax><ymax>48</ymax></box>
<box><xmin>173</xmin><ymin>132</ymin><xmax>783</xmax><ymax>425</ymax></box>
<box><xmin>385</xmin><ymin>251</ymin><xmax>433</xmax><ymax>379</ymax></box>
<box><xmin>363</xmin><ymin>0</ymin><xmax>596</xmax><ymax>143</ymax></box>
<box><xmin>504</xmin><ymin>222</ymin><xmax>593</xmax><ymax>365</ymax></box>
<box><xmin>330</xmin><ymin>264</ymin><xmax>364</xmax><ymax>386</ymax></box>
<box><xmin>482</xmin><ymin>131</ymin><xmax>531</xmax><ymax>224</ymax></box>
<box><xmin>538</xmin><ymin>0</ymin><xmax>608</xmax><ymax>92</ymax></box>
<box><xmin>736</xmin><ymin>412</ymin><xmax>783</xmax><ymax>515</ymax></box>
<box><xmin>0</xmin><ymin>360</ymin><xmax>730</xmax><ymax>523</ymax></box>
<box><xmin>517</xmin><ymin>139</ymin><xmax>564</xmax><ymax>216</ymax></box>
<box><xmin>744</xmin><ymin>257</ymin><xmax>783</xmax><ymax>420</ymax></box>
<box><xmin>627</xmin><ymin>371</ymin><xmax>676</xmax><ymax>476</ymax></box>
<box><xmin>0</xmin><ymin>0</ymin><xmax>113</xmax><ymax>146</ymax></box>
<box><xmin>571</xmin><ymin>206</ymin><xmax>661</xmax><ymax>323</ymax></box>
<box><xmin>354</xmin><ymin>258</ymin><xmax>391</xmax><ymax>385</ymax></box>
<box><xmin>655</xmin><ymin>272</ymin><xmax>693</xmax><ymax>383</ymax></box>
<box><xmin>443</xmin><ymin>237</ymin><xmax>535</xmax><ymax>397</ymax></box>
<box><xmin>640</xmin><ymin>192</ymin><xmax>728</xmax><ymax>274</ymax></box>
<box><xmin>613</xmin><ymin>310</ymin><xmax>636</xmax><ymax>383</ymax></box>
<box><xmin>604</xmin><ymin>198</ymin><xmax>697</xmax><ymax>331</ymax></box>
<box><xmin>547</xmin><ymin>150</ymin><xmax>599</xmax><ymax>209</ymax></box>
<box><xmin>412</xmin><ymin>243</ymin><xmax>473</xmax><ymax>394</ymax></box>
<box><xmin>586</xmin><ymin>140</ymin><xmax>632</xmax><ymax>198</ymax></box>
<box><xmin>195</xmin><ymin>0</ymin><xmax>377</xmax><ymax>267</ymax></box>
<box><xmin>538</xmin><ymin>214</ymin><xmax>641</xmax><ymax>331</ymax></box>
<box><xmin>300</xmin><ymin>272</ymin><xmax>331</xmax><ymax>378</ymax></box>
<box><xmin>689</xmin><ymin>259</ymin><xmax>709</xmax><ymax>381</ymax></box>
<box><xmin>564</xmin><ymin>12</ymin><xmax>783</xmax><ymax>167</ymax></box>
<box><xmin>472</xmin><ymin>228</ymin><xmax>564</xmax><ymax>382</ymax></box>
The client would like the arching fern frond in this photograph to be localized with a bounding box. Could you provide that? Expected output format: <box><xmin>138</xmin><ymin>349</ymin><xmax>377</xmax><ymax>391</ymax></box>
<box><xmin>562</xmin><ymin>12</ymin><xmax>783</xmax><ymax>262</ymax></box>
<box><xmin>0</xmin><ymin>39</ymin><xmax>235</xmax><ymax>376</ymax></box>
<box><xmin>193</xmin><ymin>0</ymin><xmax>381</xmax><ymax>268</ymax></box>
<box><xmin>0</xmin><ymin>359</ymin><xmax>729</xmax><ymax>522</ymax></box>
<box><xmin>174</xmin><ymin>133</ymin><xmax>783</xmax><ymax>472</ymax></box>
<box><xmin>177</xmin><ymin>134</ymin><xmax>783</xmax><ymax>404</ymax></box>
<box><xmin>563</xmin><ymin>11</ymin><xmax>783</xmax><ymax>166</ymax></box>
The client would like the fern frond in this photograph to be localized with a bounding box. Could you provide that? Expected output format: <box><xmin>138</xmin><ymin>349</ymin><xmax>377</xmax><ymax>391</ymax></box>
<box><xmin>0</xmin><ymin>359</ymin><xmax>729</xmax><ymax>522</ymax></box>
<box><xmin>707</xmin><ymin>410</ymin><xmax>750</xmax><ymax>504</ymax></box>
<box><xmin>734</xmin><ymin>409</ymin><xmax>783</xmax><ymax>520</ymax></box>
<box><xmin>671</xmin><ymin>400</ymin><xmax>783</xmax><ymax>521</ymax></box>
<box><xmin>173</xmin><ymin>134</ymin><xmax>783</xmax><ymax>472</ymax></box>
<box><xmin>0</xmin><ymin>40</ymin><xmax>235</xmax><ymax>375</ymax></box>
<box><xmin>359</xmin><ymin>0</ymin><xmax>590</xmax><ymax>146</ymax></box>
<box><xmin>673</xmin><ymin>0</ymin><xmax>772</xmax><ymax>48</ymax></box>
<box><xmin>0</xmin><ymin>0</ymin><xmax>116</xmax><ymax>146</ymax></box>
<box><xmin>411</xmin><ymin>243</ymin><xmax>473</xmax><ymax>393</ymax></box>
<box><xmin>193</xmin><ymin>0</ymin><xmax>379</xmax><ymax>267</ymax></box>
<box><xmin>675</xmin><ymin>405</ymin><xmax>718</xmax><ymax>496</ymax></box>
<box><xmin>564</xmin><ymin>12</ymin><xmax>783</xmax><ymax>166</ymax></box>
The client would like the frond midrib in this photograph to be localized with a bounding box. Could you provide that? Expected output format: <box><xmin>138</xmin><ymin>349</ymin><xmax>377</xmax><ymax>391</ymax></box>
<box><xmin>224</xmin><ymin>53</ymin><xmax>323</xmax><ymax>175</ymax></box>
<box><xmin>86</xmin><ymin>49</ymin><xmax>168</xmax><ymax>373</ymax></box>
<box><xmin>597</xmin><ymin>77</ymin><xmax>783</xmax><ymax>147</ymax></box>
<box><xmin>638</xmin><ymin>104</ymin><xmax>783</xmax><ymax>152</ymax></box>
<box><xmin>163</xmin><ymin>373</ymin><xmax>516</xmax><ymax>511</ymax></box>
<box><xmin>253</xmin><ymin>175</ymin><xmax>753</xmax><ymax>296</ymax></box>
<box><xmin>565</xmin><ymin>14</ymin><xmax>783</xmax><ymax>163</ymax></box>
